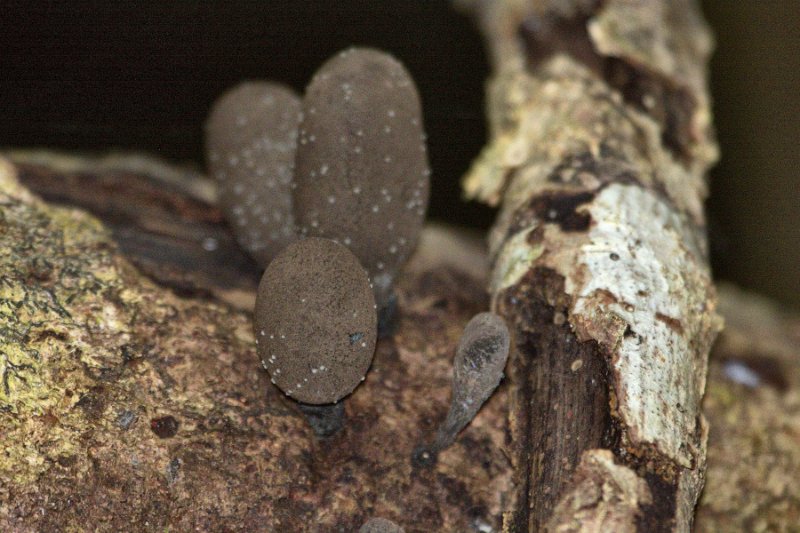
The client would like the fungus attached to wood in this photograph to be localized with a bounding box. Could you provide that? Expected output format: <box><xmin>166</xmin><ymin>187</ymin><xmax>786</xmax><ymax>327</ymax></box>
<box><xmin>414</xmin><ymin>312</ymin><xmax>510</xmax><ymax>466</ymax></box>
<box><xmin>205</xmin><ymin>82</ymin><xmax>301</xmax><ymax>266</ymax></box>
<box><xmin>254</xmin><ymin>237</ymin><xmax>377</xmax><ymax>405</ymax></box>
<box><xmin>293</xmin><ymin>47</ymin><xmax>430</xmax><ymax>310</ymax></box>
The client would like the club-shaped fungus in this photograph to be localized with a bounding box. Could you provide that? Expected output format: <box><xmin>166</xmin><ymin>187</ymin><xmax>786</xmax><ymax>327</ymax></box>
<box><xmin>359</xmin><ymin>517</ymin><xmax>405</xmax><ymax>533</ymax></box>
<box><xmin>414</xmin><ymin>312</ymin><xmax>510</xmax><ymax>466</ymax></box>
<box><xmin>254</xmin><ymin>237</ymin><xmax>377</xmax><ymax>405</ymax></box>
<box><xmin>293</xmin><ymin>47</ymin><xmax>430</xmax><ymax>310</ymax></box>
<box><xmin>205</xmin><ymin>82</ymin><xmax>301</xmax><ymax>266</ymax></box>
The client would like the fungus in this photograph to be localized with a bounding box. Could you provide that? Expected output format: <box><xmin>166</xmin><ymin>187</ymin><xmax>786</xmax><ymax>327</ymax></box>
<box><xmin>293</xmin><ymin>47</ymin><xmax>430</xmax><ymax>310</ymax></box>
<box><xmin>414</xmin><ymin>312</ymin><xmax>510</xmax><ymax>466</ymax></box>
<box><xmin>205</xmin><ymin>82</ymin><xmax>301</xmax><ymax>266</ymax></box>
<box><xmin>255</xmin><ymin>237</ymin><xmax>377</xmax><ymax>411</ymax></box>
<box><xmin>359</xmin><ymin>517</ymin><xmax>405</xmax><ymax>533</ymax></box>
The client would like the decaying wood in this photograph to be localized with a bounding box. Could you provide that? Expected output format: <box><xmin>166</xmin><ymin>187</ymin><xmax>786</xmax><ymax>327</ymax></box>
<box><xmin>0</xmin><ymin>155</ymin><xmax>510</xmax><ymax>532</ymax></box>
<box><xmin>2</xmin><ymin>151</ymin><xmax>799</xmax><ymax>531</ymax></box>
<box><xmin>697</xmin><ymin>285</ymin><xmax>800</xmax><ymax>532</ymax></box>
<box><xmin>0</xmin><ymin>2</ymin><xmax>793</xmax><ymax>529</ymax></box>
<box><xmin>458</xmin><ymin>0</ymin><xmax>722</xmax><ymax>530</ymax></box>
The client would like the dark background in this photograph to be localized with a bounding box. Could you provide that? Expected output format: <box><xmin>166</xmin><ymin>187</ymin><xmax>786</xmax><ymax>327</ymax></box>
<box><xmin>1</xmin><ymin>1</ymin><xmax>797</xmax><ymax>309</ymax></box>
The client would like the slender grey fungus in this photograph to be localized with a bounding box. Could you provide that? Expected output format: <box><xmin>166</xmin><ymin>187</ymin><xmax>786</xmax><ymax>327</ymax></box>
<box><xmin>254</xmin><ymin>237</ymin><xmax>377</xmax><ymax>405</ymax></box>
<box><xmin>205</xmin><ymin>82</ymin><xmax>301</xmax><ymax>267</ymax></box>
<box><xmin>293</xmin><ymin>47</ymin><xmax>430</xmax><ymax>310</ymax></box>
<box><xmin>415</xmin><ymin>312</ymin><xmax>510</xmax><ymax>465</ymax></box>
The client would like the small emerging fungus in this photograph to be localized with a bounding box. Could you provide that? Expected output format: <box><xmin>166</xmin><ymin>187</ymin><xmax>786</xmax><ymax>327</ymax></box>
<box><xmin>359</xmin><ymin>517</ymin><xmax>405</xmax><ymax>533</ymax></box>
<box><xmin>254</xmin><ymin>237</ymin><xmax>377</xmax><ymax>405</ymax></box>
<box><xmin>293</xmin><ymin>47</ymin><xmax>430</xmax><ymax>309</ymax></box>
<box><xmin>414</xmin><ymin>312</ymin><xmax>510</xmax><ymax>466</ymax></box>
<box><xmin>205</xmin><ymin>82</ymin><xmax>301</xmax><ymax>266</ymax></box>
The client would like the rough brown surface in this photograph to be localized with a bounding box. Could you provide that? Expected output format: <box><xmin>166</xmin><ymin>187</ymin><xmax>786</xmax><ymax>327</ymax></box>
<box><xmin>255</xmin><ymin>237</ymin><xmax>377</xmax><ymax>405</ymax></box>
<box><xmin>3</xmin><ymin>150</ymin><xmax>800</xmax><ymax>531</ymax></box>
<box><xmin>360</xmin><ymin>517</ymin><xmax>406</xmax><ymax>533</ymax></box>
<box><xmin>0</xmin><ymin>155</ymin><xmax>510</xmax><ymax>532</ymax></box>
<box><xmin>545</xmin><ymin>449</ymin><xmax>652</xmax><ymax>532</ymax></box>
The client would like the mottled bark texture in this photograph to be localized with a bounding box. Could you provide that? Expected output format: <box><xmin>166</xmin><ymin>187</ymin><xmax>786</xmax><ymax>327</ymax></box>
<box><xmin>697</xmin><ymin>285</ymin><xmax>800</xmax><ymax>532</ymax></box>
<box><xmin>0</xmin><ymin>155</ymin><xmax>510</xmax><ymax>532</ymax></box>
<box><xmin>458</xmin><ymin>0</ymin><xmax>722</xmax><ymax>530</ymax></box>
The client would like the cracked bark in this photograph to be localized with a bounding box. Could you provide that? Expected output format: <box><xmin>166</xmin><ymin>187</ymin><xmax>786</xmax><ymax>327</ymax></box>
<box><xmin>458</xmin><ymin>1</ymin><xmax>721</xmax><ymax>531</ymax></box>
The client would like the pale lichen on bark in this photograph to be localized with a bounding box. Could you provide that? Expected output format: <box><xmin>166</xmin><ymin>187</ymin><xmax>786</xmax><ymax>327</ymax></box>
<box><xmin>458</xmin><ymin>0</ymin><xmax>722</xmax><ymax>530</ymax></box>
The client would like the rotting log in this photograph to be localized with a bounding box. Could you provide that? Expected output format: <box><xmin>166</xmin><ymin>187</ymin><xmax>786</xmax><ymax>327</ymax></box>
<box><xmin>0</xmin><ymin>154</ymin><xmax>510</xmax><ymax>532</ymax></box>
<box><xmin>457</xmin><ymin>0</ymin><xmax>722</xmax><ymax>530</ymax></box>
<box><xmin>2</xmin><ymin>151</ymin><xmax>799</xmax><ymax>531</ymax></box>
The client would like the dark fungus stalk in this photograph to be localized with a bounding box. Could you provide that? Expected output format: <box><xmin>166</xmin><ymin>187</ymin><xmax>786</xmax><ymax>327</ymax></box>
<box><xmin>205</xmin><ymin>82</ymin><xmax>301</xmax><ymax>267</ymax></box>
<box><xmin>293</xmin><ymin>47</ymin><xmax>430</xmax><ymax>311</ymax></box>
<box><xmin>414</xmin><ymin>312</ymin><xmax>510</xmax><ymax>466</ymax></box>
<box><xmin>254</xmin><ymin>237</ymin><xmax>377</xmax><ymax>435</ymax></box>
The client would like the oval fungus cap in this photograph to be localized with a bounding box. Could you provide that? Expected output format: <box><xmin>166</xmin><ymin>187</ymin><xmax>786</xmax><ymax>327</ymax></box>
<box><xmin>293</xmin><ymin>47</ymin><xmax>430</xmax><ymax>309</ymax></box>
<box><xmin>205</xmin><ymin>82</ymin><xmax>301</xmax><ymax>266</ymax></box>
<box><xmin>255</xmin><ymin>237</ymin><xmax>377</xmax><ymax>404</ymax></box>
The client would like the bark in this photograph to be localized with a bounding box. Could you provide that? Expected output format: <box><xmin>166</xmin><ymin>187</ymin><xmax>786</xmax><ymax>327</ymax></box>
<box><xmin>0</xmin><ymin>153</ymin><xmax>509</xmax><ymax>532</ymax></box>
<box><xmin>457</xmin><ymin>1</ymin><xmax>722</xmax><ymax>531</ymax></box>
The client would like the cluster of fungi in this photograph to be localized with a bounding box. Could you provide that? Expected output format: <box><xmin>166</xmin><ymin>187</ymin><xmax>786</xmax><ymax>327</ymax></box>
<box><xmin>206</xmin><ymin>47</ymin><xmax>430</xmax><ymax>421</ymax></box>
<box><xmin>206</xmin><ymin>47</ymin><xmax>510</xmax><ymax>528</ymax></box>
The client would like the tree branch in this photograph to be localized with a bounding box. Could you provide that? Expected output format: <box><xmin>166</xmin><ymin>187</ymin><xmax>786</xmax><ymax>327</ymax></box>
<box><xmin>459</xmin><ymin>1</ymin><xmax>722</xmax><ymax>530</ymax></box>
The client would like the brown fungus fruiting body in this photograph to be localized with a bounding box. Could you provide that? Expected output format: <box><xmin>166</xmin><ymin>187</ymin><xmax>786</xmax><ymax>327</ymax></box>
<box><xmin>293</xmin><ymin>47</ymin><xmax>430</xmax><ymax>309</ymax></box>
<box><xmin>416</xmin><ymin>312</ymin><xmax>510</xmax><ymax>464</ymax></box>
<box><xmin>254</xmin><ymin>237</ymin><xmax>377</xmax><ymax>405</ymax></box>
<box><xmin>359</xmin><ymin>517</ymin><xmax>405</xmax><ymax>533</ymax></box>
<box><xmin>205</xmin><ymin>82</ymin><xmax>301</xmax><ymax>266</ymax></box>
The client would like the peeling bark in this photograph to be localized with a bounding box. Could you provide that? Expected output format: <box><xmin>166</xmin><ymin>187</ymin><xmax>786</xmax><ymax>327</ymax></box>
<box><xmin>458</xmin><ymin>1</ymin><xmax>721</xmax><ymax>530</ymax></box>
